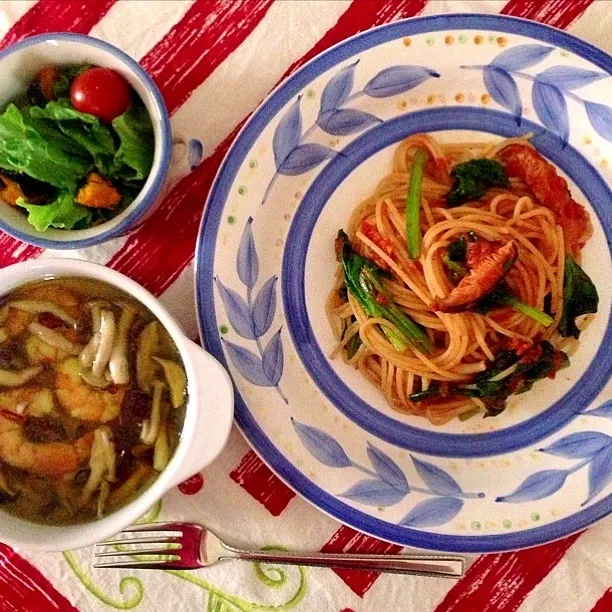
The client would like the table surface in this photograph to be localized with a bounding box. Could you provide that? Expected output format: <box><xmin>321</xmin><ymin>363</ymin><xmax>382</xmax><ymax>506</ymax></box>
<box><xmin>0</xmin><ymin>1</ymin><xmax>611</xmax><ymax>611</ymax></box>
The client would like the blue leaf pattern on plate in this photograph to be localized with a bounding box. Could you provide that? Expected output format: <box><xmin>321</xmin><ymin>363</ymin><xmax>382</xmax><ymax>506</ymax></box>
<box><xmin>262</xmin><ymin>329</ymin><xmax>283</xmax><ymax>386</ymax></box>
<box><xmin>237</xmin><ymin>217</ymin><xmax>259</xmax><ymax>289</ymax></box>
<box><xmin>317</xmin><ymin>108</ymin><xmax>381</xmax><ymax>136</ymax></box>
<box><xmin>341</xmin><ymin>478</ymin><xmax>406</xmax><ymax>507</ymax></box>
<box><xmin>319</xmin><ymin>60</ymin><xmax>358</xmax><ymax>114</ymax></box>
<box><xmin>465</xmin><ymin>45</ymin><xmax>612</xmax><ymax>146</ymax></box>
<box><xmin>292</xmin><ymin>426</ymin><xmax>482</xmax><ymax>525</ymax></box>
<box><xmin>585</xmin><ymin>101</ymin><xmax>612</xmax><ymax>142</ymax></box>
<box><xmin>187</xmin><ymin>138</ymin><xmax>204</xmax><ymax>169</ymax></box>
<box><xmin>483</xmin><ymin>66</ymin><xmax>522</xmax><ymax>123</ymax></box>
<box><xmin>252</xmin><ymin>275</ymin><xmax>277</xmax><ymax>337</ymax></box>
<box><xmin>585</xmin><ymin>399</ymin><xmax>612</xmax><ymax>419</ymax></box>
<box><xmin>541</xmin><ymin>431</ymin><xmax>612</xmax><ymax>459</ymax></box>
<box><xmin>496</xmin><ymin>469</ymin><xmax>569</xmax><ymax>503</ymax></box>
<box><xmin>366</xmin><ymin>442</ymin><xmax>409</xmax><ymax>494</ymax></box>
<box><xmin>399</xmin><ymin>497</ymin><xmax>463</xmax><ymax>528</ymax></box>
<box><xmin>490</xmin><ymin>44</ymin><xmax>554</xmax><ymax>70</ymax></box>
<box><xmin>272</xmin><ymin>96</ymin><xmax>302</xmax><ymax>169</ymax></box>
<box><xmin>222</xmin><ymin>339</ymin><xmax>269</xmax><ymax>386</ymax></box>
<box><xmin>215</xmin><ymin>279</ymin><xmax>255</xmax><ymax>340</ymax></box>
<box><xmin>536</xmin><ymin>66</ymin><xmax>607</xmax><ymax>90</ymax></box>
<box><xmin>261</xmin><ymin>59</ymin><xmax>439</xmax><ymax>200</ymax></box>
<box><xmin>291</xmin><ymin>419</ymin><xmax>351</xmax><ymax>468</ymax></box>
<box><xmin>277</xmin><ymin>143</ymin><xmax>336</xmax><ymax>175</ymax></box>
<box><xmin>411</xmin><ymin>456</ymin><xmax>463</xmax><ymax>497</ymax></box>
<box><xmin>584</xmin><ymin>445</ymin><xmax>612</xmax><ymax>505</ymax></box>
<box><xmin>532</xmin><ymin>80</ymin><xmax>569</xmax><ymax>145</ymax></box>
<box><xmin>363</xmin><ymin>65</ymin><xmax>439</xmax><ymax>98</ymax></box>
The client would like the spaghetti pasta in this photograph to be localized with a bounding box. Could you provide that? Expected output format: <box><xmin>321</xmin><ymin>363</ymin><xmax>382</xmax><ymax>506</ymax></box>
<box><xmin>327</xmin><ymin>133</ymin><xmax>596</xmax><ymax>425</ymax></box>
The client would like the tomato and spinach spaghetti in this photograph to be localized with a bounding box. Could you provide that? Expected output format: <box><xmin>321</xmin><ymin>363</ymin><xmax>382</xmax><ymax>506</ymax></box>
<box><xmin>327</xmin><ymin>134</ymin><xmax>598</xmax><ymax>425</ymax></box>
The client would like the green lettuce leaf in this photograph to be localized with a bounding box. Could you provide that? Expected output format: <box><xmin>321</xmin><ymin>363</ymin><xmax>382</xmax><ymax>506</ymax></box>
<box><xmin>17</xmin><ymin>190</ymin><xmax>92</xmax><ymax>232</ymax></box>
<box><xmin>23</xmin><ymin>111</ymin><xmax>90</xmax><ymax>159</ymax></box>
<box><xmin>52</xmin><ymin>64</ymin><xmax>91</xmax><ymax>99</ymax></box>
<box><xmin>110</xmin><ymin>103</ymin><xmax>154</xmax><ymax>181</ymax></box>
<box><xmin>0</xmin><ymin>104</ymin><xmax>92</xmax><ymax>189</ymax></box>
<box><xmin>30</xmin><ymin>100</ymin><xmax>116</xmax><ymax>172</ymax></box>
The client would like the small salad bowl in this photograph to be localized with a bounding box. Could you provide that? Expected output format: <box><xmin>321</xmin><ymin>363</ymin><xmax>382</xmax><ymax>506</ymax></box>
<box><xmin>0</xmin><ymin>258</ymin><xmax>234</xmax><ymax>551</ymax></box>
<box><xmin>0</xmin><ymin>33</ymin><xmax>187</xmax><ymax>249</ymax></box>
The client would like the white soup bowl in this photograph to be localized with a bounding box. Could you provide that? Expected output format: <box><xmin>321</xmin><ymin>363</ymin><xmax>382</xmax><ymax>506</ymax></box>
<box><xmin>0</xmin><ymin>259</ymin><xmax>233</xmax><ymax>551</ymax></box>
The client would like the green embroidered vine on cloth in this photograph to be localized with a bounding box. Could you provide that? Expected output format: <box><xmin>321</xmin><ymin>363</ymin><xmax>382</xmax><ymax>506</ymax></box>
<box><xmin>61</xmin><ymin>500</ymin><xmax>308</xmax><ymax>611</ymax></box>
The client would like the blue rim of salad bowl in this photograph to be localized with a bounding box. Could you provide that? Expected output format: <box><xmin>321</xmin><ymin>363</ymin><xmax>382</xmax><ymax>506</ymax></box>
<box><xmin>0</xmin><ymin>32</ymin><xmax>172</xmax><ymax>250</ymax></box>
<box><xmin>196</xmin><ymin>14</ymin><xmax>612</xmax><ymax>552</ymax></box>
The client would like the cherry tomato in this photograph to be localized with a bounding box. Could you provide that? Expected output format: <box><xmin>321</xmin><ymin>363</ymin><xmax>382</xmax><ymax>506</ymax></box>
<box><xmin>70</xmin><ymin>67</ymin><xmax>131</xmax><ymax>123</ymax></box>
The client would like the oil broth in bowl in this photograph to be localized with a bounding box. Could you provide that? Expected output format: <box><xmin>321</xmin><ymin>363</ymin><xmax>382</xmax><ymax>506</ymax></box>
<box><xmin>0</xmin><ymin>277</ymin><xmax>187</xmax><ymax>525</ymax></box>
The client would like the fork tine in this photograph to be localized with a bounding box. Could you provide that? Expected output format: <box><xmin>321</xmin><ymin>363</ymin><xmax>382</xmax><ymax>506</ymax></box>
<box><xmin>94</xmin><ymin>560</ymin><xmax>175</xmax><ymax>570</ymax></box>
<box><xmin>120</xmin><ymin>522</ymin><xmax>183</xmax><ymax>533</ymax></box>
<box><xmin>97</xmin><ymin>535</ymin><xmax>182</xmax><ymax>546</ymax></box>
<box><xmin>95</xmin><ymin>547</ymin><xmax>181</xmax><ymax>558</ymax></box>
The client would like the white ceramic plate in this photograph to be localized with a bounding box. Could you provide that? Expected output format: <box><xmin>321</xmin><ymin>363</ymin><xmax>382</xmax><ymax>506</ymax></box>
<box><xmin>196</xmin><ymin>14</ymin><xmax>612</xmax><ymax>552</ymax></box>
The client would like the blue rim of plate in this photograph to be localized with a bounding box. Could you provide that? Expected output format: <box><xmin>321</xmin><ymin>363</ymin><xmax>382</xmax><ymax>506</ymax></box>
<box><xmin>0</xmin><ymin>32</ymin><xmax>172</xmax><ymax>250</ymax></box>
<box><xmin>196</xmin><ymin>14</ymin><xmax>612</xmax><ymax>551</ymax></box>
<box><xmin>282</xmin><ymin>106</ymin><xmax>612</xmax><ymax>458</ymax></box>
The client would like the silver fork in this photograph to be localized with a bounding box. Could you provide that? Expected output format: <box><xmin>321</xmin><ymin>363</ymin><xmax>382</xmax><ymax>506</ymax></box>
<box><xmin>94</xmin><ymin>522</ymin><xmax>464</xmax><ymax>577</ymax></box>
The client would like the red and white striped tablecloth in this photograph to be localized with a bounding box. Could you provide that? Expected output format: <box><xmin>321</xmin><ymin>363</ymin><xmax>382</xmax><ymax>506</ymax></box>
<box><xmin>0</xmin><ymin>1</ymin><xmax>611</xmax><ymax>611</ymax></box>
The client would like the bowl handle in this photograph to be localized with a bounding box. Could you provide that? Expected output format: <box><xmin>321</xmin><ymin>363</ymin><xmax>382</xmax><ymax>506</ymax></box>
<box><xmin>168</xmin><ymin>339</ymin><xmax>234</xmax><ymax>488</ymax></box>
<box><xmin>161</xmin><ymin>137</ymin><xmax>204</xmax><ymax>198</ymax></box>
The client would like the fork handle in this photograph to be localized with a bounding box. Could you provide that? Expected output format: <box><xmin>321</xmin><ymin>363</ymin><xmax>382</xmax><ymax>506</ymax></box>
<box><xmin>221</xmin><ymin>550</ymin><xmax>464</xmax><ymax>578</ymax></box>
